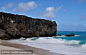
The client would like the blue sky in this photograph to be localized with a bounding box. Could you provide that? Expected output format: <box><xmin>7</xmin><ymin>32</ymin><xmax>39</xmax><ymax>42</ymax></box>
<box><xmin>0</xmin><ymin>0</ymin><xmax>86</xmax><ymax>31</ymax></box>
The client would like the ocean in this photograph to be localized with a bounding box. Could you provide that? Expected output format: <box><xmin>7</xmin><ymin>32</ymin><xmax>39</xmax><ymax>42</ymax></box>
<box><xmin>9</xmin><ymin>31</ymin><xmax>86</xmax><ymax>55</ymax></box>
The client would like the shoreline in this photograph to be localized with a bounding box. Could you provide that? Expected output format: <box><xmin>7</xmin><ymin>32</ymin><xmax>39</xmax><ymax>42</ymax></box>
<box><xmin>0</xmin><ymin>45</ymin><xmax>36</xmax><ymax>55</ymax></box>
<box><xmin>0</xmin><ymin>39</ymin><xmax>65</xmax><ymax>55</ymax></box>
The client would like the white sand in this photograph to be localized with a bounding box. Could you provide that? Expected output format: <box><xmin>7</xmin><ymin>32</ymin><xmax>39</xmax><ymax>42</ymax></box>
<box><xmin>0</xmin><ymin>39</ymin><xmax>36</xmax><ymax>55</ymax></box>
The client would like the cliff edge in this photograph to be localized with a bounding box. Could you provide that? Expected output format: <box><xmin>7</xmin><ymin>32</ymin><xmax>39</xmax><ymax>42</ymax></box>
<box><xmin>0</xmin><ymin>12</ymin><xmax>57</xmax><ymax>40</ymax></box>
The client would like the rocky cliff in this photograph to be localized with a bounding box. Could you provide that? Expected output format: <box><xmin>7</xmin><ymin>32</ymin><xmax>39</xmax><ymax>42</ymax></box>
<box><xmin>0</xmin><ymin>12</ymin><xmax>57</xmax><ymax>40</ymax></box>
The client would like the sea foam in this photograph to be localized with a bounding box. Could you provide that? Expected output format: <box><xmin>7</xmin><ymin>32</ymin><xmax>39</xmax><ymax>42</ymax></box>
<box><xmin>81</xmin><ymin>43</ymin><xmax>86</xmax><ymax>49</ymax></box>
<box><xmin>9</xmin><ymin>37</ymin><xmax>86</xmax><ymax>55</ymax></box>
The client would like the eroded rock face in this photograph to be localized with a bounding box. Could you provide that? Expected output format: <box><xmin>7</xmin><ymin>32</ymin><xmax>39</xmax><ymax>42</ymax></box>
<box><xmin>0</xmin><ymin>12</ymin><xmax>57</xmax><ymax>40</ymax></box>
<box><xmin>0</xmin><ymin>29</ymin><xmax>11</xmax><ymax>40</ymax></box>
<box><xmin>6</xmin><ymin>28</ymin><xmax>21</xmax><ymax>38</ymax></box>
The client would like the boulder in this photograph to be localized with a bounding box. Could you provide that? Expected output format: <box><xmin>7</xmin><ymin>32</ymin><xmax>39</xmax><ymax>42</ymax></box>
<box><xmin>65</xmin><ymin>33</ymin><xmax>75</xmax><ymax>36</ymax></box>
<box><xmin>0</xmin><ymin>29</ymin><xmax>11</xmax><ymax>40</ymax></box>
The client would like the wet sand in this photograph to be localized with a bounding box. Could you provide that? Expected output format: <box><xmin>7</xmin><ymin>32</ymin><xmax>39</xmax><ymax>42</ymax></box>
<box><xmin>0</xmin><ymin>39</ymin><xmax>65</xmax><ymax>55</ymax></box>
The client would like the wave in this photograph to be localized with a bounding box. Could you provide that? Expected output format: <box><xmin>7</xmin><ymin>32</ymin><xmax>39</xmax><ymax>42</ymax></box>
<box><xmin>54</xmin><ymin>35</ymin><xmax>66</xmax><ymax>37</ymax></box>
<box><xmin>9</xmin><ymin>31</ymin><xmax>86</xmax><ymax>55</ymax></box>
<box><xmin>75</xmin><ymin>35</ymin><xmax>81</xmax><ymax>37</ymax></box>
<box><xmin>10</xmin><ymin>37</ymin><xmax>85</xmax><ymax>45</ymax></box>
<box><xmin>9</xmin><ymin>37</ymin><xmax>86</xmax><ymax>55</ymax></box>
<box><xmin>81</xmin><ymin>43</ymin><xmax>86</xmax><ymax>49</ymax></box>
<box><xmin>25</xmin><ymin>37</ymin><xmax>81</xmax><ymax>45</ymax></box>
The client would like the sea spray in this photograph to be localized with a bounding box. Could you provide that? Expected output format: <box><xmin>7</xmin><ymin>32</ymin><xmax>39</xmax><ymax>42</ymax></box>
<box><xmin>9</xmin><ymin>31</ymin><xmax>86</xmax><ymax>55</ymax></box>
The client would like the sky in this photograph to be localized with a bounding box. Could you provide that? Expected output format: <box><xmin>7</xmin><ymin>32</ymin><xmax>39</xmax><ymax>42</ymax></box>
<box><xmin>0</xmin><ymin>0</ymin><xmax>86</xmax><ymax>31</ymax></box>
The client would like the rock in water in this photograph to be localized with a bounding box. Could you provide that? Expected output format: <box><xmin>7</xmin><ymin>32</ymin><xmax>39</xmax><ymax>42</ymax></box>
<box><xmin>0</xmin><ymin>12</ymin><xmax>57</xmax><ymax>39</ymax></box>
<box><xmin>65</xmin><ymin>33</ymin><xmax>75</xmax><ymax>36</ymax></box>
<box><xmin>57</xmin><ymin>34</ymin><xmax>61</xmax><ymax>36</ymax></box>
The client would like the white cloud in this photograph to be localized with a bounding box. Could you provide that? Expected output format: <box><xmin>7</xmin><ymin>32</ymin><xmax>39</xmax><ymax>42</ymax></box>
<box><xmin>56</xmin><ymin>5</ymin><xmax>63</xmax><ymax>12</ymax></box>
<box><xmin>6</xmin><ymin>3</ymin><xmax>14</xmax><ymax>8</ymax></box>
<box><xmin>63</xmin><ymin>9</ymin><xmax>68</xmax><ymax>12</ymax></box>
<box><xmin>1</xmin><ymin>3</ymin><xmax>14</xmax><ymax>12</ymax></box>
<box><xmin>39</xmin><ymin>7</ymin><xmax>56</xmax><ymax>18</ymax></box>
<box><xmin>40</xmin><ymin>11</ymin><xmax>56</xmax><ymax>18</ymax></box>
<box><xmin>46</xmin><ymin>7</ymin><xmax>55</xmax><ymax>12</ymax></box>
<box><xmin>14</xmin><ymin>1</ymin><xmax>38</xmax><ymax>12</ymax></box>
<box><xmin>39</xmin><ymin>5</ymin><xmax>63</xmax><ymax>19</ymax></box>
<box><xmin>1</xmin><ymin>6</ymin><xmax>6</xmax><ymax>12</ymax></box>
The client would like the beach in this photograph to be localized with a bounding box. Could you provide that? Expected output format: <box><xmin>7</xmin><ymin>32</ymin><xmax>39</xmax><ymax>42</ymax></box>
<box><xmin>0</xmin><ymin>39</ymin><xmax>64</xmax><ymax>55</ymax></box>
<box><xmin>0</xmin><ymin>39</ymin><xmax>35</xmax><ymax>55</ymax></box>
<box><xmin>0</xmin><ymin>31</ymin><xmax>86</xmax><ymax>55</ymax></box>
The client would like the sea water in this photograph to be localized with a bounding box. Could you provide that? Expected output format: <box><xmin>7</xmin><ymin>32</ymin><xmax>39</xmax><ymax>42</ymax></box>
<box><xmin>9</xmin><ymin>31</ymin><xmax>86</xmax><ymax>55</ymax></box>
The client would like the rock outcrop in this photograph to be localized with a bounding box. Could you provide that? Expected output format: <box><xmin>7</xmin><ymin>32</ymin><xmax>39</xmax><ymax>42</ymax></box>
<box><xmin>6</xmin><ymin>28</ymin><xmax>21</xmax><ymax>38</ymax></box>
<box><xmin>57</xmin><ymin>34</ymin><xmax>61</xmax><ymax>36</ymax></box>
<box><xmin>0</xmin><ymin>12</ymin><xmax>57</xmax><ymax>40</ymax></box>
<box><xmin>0</xmin><ymin>29</ymin><xmax>11</xmax><ymax>40</ymax></box>
<box><xmin>65</xmin><ymin>33</ymin><xmax>75</xmax><ymax>36</ymax></box>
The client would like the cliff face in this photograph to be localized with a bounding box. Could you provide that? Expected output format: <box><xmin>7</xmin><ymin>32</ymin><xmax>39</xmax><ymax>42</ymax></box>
<box><xmin>0</xmin><ymin>12</ymin><xmax>57</xmax><ymax>40</ymax></box>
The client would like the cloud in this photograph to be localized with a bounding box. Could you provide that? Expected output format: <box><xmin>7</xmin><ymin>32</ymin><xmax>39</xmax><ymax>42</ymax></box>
<box><xmin>13</xmin><ymin>1</ymin><xmax>38</xmax><ymax>12</ymax></box>
<box><xmin>56</xmin><ymin>5</ymin><xmax>63</xmax><ymax>12</ymax></box>
<box><xmin>59</xmin><ymin>24</ymin><xmax>83</xmax><ymax>27</ymax></box>
<box><xmin>80</xmin><ymin>15</ymin><xmax>86</xmax><ymax>20</ymax></box>
<box><xmin>79</xmin><ymin>12</ymin><xmax>84</xmax><ymax>15</ymax></box>
<box><xmin>80</xmin><ymin>15</ymin><xmax>86</xmax><ymax>18</ymax></box>
<box><xmin>46</xmin><ymin>7</ymin><xmax>55</xmax><ymax>12</ymax></box>
<box><xmin>78</xmin><ymin>0</ymin><xmax>86</xmax><ymax>3</ymax></box>
<box><xmin>58</xmin><ymin>25</ymin><xmax>67</xmax><ymax>27</ymax></box>
<box><xmin>34</xmin><ymin>11</ymin><xmax>38</xmax><ymax>14</ymax></box>
<box><xmin>63</xmin><ymin>9</ymin><xmax>68</xmax><ymax>12</ymax></box>
<box><xmin>1</xmin><ymin>3</ymin><xmax>14</xmax><ymax>12</ymax></box>
<box><xmin>78</xmin><ymin>0</ymin><xmax>83</xmax><ymax>3</ymax></box>
<box><xmin>39</xmin><ymin>4</ymin><xmax>42</xmax><ymax>6</ymax></box>
<box><xmin>69</xmin><ymin>24</ymin><xmax>83</xmax><ymax>27</ymax></box>
<box><xmin>1</xmin><ymin>6</ymin><xmax>6</xmax><ymax>12</ymax></box>
<box><xmin>39</xmin><ymin>5</ymin><xmax>63</xmax><ymax>19</ymax></box>
<box><xmin>40</xmin><ymin>11</ymin><xmax>56</xmax><ymax>18</ymax></box>
<box><xmin>6</xmin><ymin>3</ymin><xmax>15</xmax><ymax>8</ymax></box>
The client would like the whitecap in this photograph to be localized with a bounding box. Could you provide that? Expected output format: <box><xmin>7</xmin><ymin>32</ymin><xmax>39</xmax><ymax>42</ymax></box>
<box><xmin>81</xmin><ymin>44</ymin><xmax>86</xmax><ymax>49</ymax></box>
<box><xmin>9</xmin><ymin>37</ymin><xmax>86</xmax><ymax>55</ymax></box>
<box><xmin>25</xmin><ymin>37</ymin><xmax>80</xmax><ymax>45</ymax></box>
<box><xmin>54</xmin><ymin>35</ymin><xmax>66</xmax><ymax>37</ymax></box>
<box><xmin>75</xmin><ymin>35</ymin><xmax>80</xmax><ymax>37</ymax></box>
<box><xmin>65</xmin><ymin>40</ymin><xmax>80</xmax><ymax>44</ymax></box>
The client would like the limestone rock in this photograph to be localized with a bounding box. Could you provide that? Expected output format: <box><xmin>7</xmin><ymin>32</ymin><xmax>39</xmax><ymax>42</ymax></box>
<box><xmin>6</xmin><ymin>28</ymin><xmax>21</xmax><ymax>38</ymax></box>
<box><xmin>0</xmin><ymin>29</ymin><xmax>10</xmax><ymax>40</ymax></box>
<box><xmin>0</xmin><ymin>12</ymin><xmax>57</xmax><ymax>39</ymax></box>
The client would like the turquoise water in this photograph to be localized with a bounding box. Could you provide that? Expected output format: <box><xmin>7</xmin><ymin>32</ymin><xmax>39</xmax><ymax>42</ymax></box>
<box><xmin>9</xmin><ymin>31</ymin><xmax>86</xmax><ymax>55</ymax></box>
<box><xmin>29</xmin><ymin>31</ymin><xmax>86</xmax><ymax>45</ymax></box>
<box><xmin>56</xmin><ymin>31</ymin><xmax>86</xmax><ymax>45</ymax></box>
